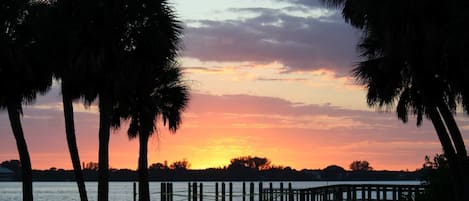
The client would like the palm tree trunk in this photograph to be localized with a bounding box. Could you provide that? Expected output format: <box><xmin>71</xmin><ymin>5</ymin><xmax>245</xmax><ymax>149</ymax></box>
<box><xmin>62</xmin><ymin>85</ymin><xmax>88</xmax><ymax>201</ymax></box>
<box><xmin>428</xmin><ymin>106</ymin><xmax>463</xmax><ymax>201</ymax></box>
<box><xmin>7</xmin><ymin>102</ymin><xmax>33</xmax><ymax>201</ymax></box>
<box><xmin>98</xmin><ymin>93</ymin><xmax>112</xmax><ymax>201</ymax></box>
<box><xmin>138</xmin><ymin>133</ymin><xmax>150</xmax><ymax>201</ymax></box>
<box><xmin>436</xmin><ymin>103</ymin><xmax>469</xmax><ymax>201</ymax></box>
<box><xmin>437</xmin><ymin>102</ymin><xmax>467</xmax><ymax>157</ymax></box>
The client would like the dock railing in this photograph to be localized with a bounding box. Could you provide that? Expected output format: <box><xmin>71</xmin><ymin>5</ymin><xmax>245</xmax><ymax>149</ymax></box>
<box><xmin>157</xmin><ymin>182</ymin><xmax>426</xmax><ymax>201</ymax></box>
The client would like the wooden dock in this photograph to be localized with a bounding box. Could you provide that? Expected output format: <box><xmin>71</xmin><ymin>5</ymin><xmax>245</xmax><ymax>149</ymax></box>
<box><xmin>158</xmin><ymin>182</ymin><xmax>426</xmax><ymax>201</ymax></box>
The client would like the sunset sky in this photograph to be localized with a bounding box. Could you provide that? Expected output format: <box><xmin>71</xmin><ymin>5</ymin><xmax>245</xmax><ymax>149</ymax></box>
<box><xmin>1</xmin><ymin>0</ymin><xmax>469</xmax><ymax>171</ymax></box>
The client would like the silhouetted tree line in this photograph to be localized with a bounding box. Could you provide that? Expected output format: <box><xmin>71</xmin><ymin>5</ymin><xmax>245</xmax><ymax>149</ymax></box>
<box><xmin>0</xmin><ymin>157</ymin><xmax>423</xmax><ymax>181</ymax></box>
<box><xmin>321</xmin><ymin>1</ymin><xmax>469</xmax><ymax>200</ymax></box>
<box><xmin>1</xmin><ymin>0</ymin><xmax>186</xmax><ymax>201</ymax></box>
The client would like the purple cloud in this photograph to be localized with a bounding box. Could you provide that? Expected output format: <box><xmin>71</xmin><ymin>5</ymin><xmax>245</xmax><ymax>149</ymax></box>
<box><xmin>182</xmin><ymin>6</ymin><xmax>360</xmax><ymax>76</ymax></box>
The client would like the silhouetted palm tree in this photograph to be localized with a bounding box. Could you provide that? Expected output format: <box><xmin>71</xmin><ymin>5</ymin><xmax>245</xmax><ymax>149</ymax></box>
<box><xmin>44</xmin><ymin>0</ymin><xmax>106</xmax><ymax>200</ymax></box>
<box><xmin>321</xmin><ymin>0</ymin><xmax>469</xmax><ymax>200</ymax></box>
<box><xmin>0</xmin><ymin>1</ymin><xmax>52</xmax><ymax>200</ymax></box>
<box><xmin>111</xmin><ymin>1</ymin><xmax>187</xmax><ymax>200</ymax></box>
<box><xmin>115</xmin><ymin>62</ymin><xmax>188</xmax><ymax>201</ymax></box>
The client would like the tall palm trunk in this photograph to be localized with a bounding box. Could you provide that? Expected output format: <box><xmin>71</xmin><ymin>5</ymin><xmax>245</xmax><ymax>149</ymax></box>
<box><xmin>438</xmin><ymin>102</ymin><xmax>467</xmax><ymax>157</ymax></box>
<box><xmin>436</xmin><ymin>103</ymin><xmax>469</xmax><ymax>201</ymax></box>
<box><xmin>62</xmin><ymin>83</ymin><xmax>88</xmax><ymax>201</ymax></box>
<box><xmin>138</xmin><ymin>133</ymin><xmax>150</xmax><ymax>201</ymax></box>
<box><xmin>428</xmin><ymin>106</ymin><xmax>464</xmax><ymax>201</ymax></box>
<box><xmin>98</xmin><ymin>93</ymin><xmax>112</xmax><ymax>201</ymax></box>
<box><xmin>7</xmin><ymin>102</ymin><xmax>33</xmax><ymax>201</ymax></box>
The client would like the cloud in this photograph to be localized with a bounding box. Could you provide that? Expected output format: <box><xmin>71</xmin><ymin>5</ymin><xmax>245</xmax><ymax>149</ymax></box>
<box><xmin>278</xmin><ymin>0</ymin><xmax>325</xmax><ymax>8</ymax></box>
<box><xmin>182</xmin><ymin>4</ymin><xmax>359</xmax><ymax>76</ymax></box>
<box><xmin>255</xmin><ymin>77</ymin><xmax>308</xmax><ymax>81</ymax></box>
<box><xmin>183</xmin><ymin>66</ymin><xmax>224</xmax><ymax>73</ymax></box>
<box><xmin>187</xmin><ymin>93</ymin><xmax>450</xmax><ymax>141</ymax></box>
<box><xmin>0</xmin><ymin>91</ymin><xmax>460</xmax><ymax>170</ymax></box>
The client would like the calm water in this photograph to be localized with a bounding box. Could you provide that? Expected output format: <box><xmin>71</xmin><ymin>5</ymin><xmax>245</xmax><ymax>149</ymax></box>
<box><xmin>0</xmin><ymin>181</ymin><xmax>420</xmax><ymax>201</ymax></box>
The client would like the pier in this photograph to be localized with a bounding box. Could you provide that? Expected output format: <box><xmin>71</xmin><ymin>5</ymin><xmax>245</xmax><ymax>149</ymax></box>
<box><xmin>157</xmin><ymin>182</ymin><xmax>426</xmax><ymax>201</ymax></box>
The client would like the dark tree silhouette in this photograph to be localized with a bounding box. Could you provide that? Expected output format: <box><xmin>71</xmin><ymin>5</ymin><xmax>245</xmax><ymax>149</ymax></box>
<box><xmin>419</xmin><ymin>154</ymin><xmax>453</xmax><ymax>201</ymax></box>
<box><xmin>170</xmin><ymin>159</ymin><xmax>191</xmax><ymax>170</ymax></box>
<box><xmin>149</xmin><ymin>162</ymin><xmax>168</xmax><ymax>170</ymax></box>
<box><xmin>0</xmin><ymin>160</ymin><xmax>21</xmax><ymax>173</ymax></box>
<box><xmin>321</xmin><ymin>1</ymin><xmax>469</xmax><ymax>200</ymax></box>
<box><xmin>43</xmin><ymin>0</ymin><xmax>104</xmax><ymax>199</ymax></box>
<box><xmin>0</xmin><ymin>1</ymin><xmax>52</xmax><ymax>200</ymax></box>
<box><xmin>109</xmin><ymin>1</ymin><xmax>187</xmax><ymax>201</ymax></box>
<box><xmin>50</xmin><ymin>0</ymin><xmax>131</xmax><ymax>200</ymax></box>
<box><xmin>349</xmin><ymin>160</ymin><xmax>372</xmax><ymax>171</ymax></box>
<box><xmin>114</xmin><ymin>62</ymin><xmax>188</xmax><ymax>201</ymax></box>
<box><xmin>228</xmin><ymin>156</ymin><xmax>272</xmax><ymax>170</ymax></box>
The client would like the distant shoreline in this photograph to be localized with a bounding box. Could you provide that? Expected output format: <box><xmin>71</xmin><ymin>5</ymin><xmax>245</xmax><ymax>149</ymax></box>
<box><xmin>0</xmin><ymin>168</ymin><xmax>423</xmax><ymax>182</ymax></box>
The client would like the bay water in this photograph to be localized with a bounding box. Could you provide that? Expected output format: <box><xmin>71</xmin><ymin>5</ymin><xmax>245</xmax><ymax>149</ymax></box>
<box><xmin>0</xmin><ymin>181</ymin><xmax>420</xmax><ymax>201</ymax></box>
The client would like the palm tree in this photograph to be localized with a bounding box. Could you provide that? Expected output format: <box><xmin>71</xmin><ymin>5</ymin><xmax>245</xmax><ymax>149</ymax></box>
<box><xmin>44</xmin><ymin>0</ymin><xmax>105</xmax><ymax>200</ymax></box>
<box><xmin>0</xmin><ymin>1</ymin><xmax>52</xmax><ymax>200</ymax></box>
<box><xmin>111</xmin><ymin>1</ymin><xmax>186</xmax><ymax>200</ymax></box>
<box><xmin>49</xmin><ymin>0</ymin><xmax>128</xmax><ymax>200</ymax></box>
<box><xmin>114</xmin><ymin>61</ymin><xmax>188</xmax><ymax>201</ymax></box>
<box><xmin>321</xmin><ymin>0</ymin><xmax>469</xmax><ymax>200</ymax></box>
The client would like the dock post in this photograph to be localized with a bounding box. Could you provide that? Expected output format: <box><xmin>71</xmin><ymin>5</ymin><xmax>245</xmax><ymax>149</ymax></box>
<box><xmin>222</xmin><ymin>182</ymin><xmax>226</xmax><ymax>201</ymax></box>
<box><xmin>361</xmin><ymin>185</ymin><xmax>365</xmax><ymax>201</ymax></box>
<box><xmin>230</xmin><ymin>182</ymin><xmax>233</xmax><ymax>201</ymax></box>
<box><xmin>250</xmin><ymin>182</ymin><xmax>254</xmax><ymax>201</ymax></box>
<box><xmin>188</xmin><ymin>183</ymin><xmax>192</xmax><ymax>201</ymax></box>
<box><xmin>376</xmin><ymin>186</ymin><xmax>381</xmax><ymax>200</ymax></box>
<box><xmin>193</xmin><ymin>182</ymin><xmax>198</xmax><ymax>201</ymax></box>
<box><xmin>270</xmin><ymin>182</ymin><xmax>274</xmax><ymax>201</ymax></box>
<box><xmin>161</xmin><ymin>183</ymin><xmax>167</xmax><ymax>201</ymax></box>
<box><xmin>299</xmin><ymin>190</ymin><xmax>305</xmax><ymax>201</ymax></box>
<box><xmin>280</xmin><ymin>183</ymin><xmax>284</xmax><ymax>201</ymax></box>
<box><xmin>352</xmin><ymin>186</ymin><xmax>356</xmax><ymax>201</ymax></box>
<box><xmin>133</xmin><ymin>182</ymin><xmax>136</xmax><ymax>201</ymax></box>
<box><xmin>288</xmin><ymin>183</ymin><xmax>293</xmax><ymax>201</ymax></box>
<box><xmin>367</xmin><ymin>186</ymin><xmax>371</xmax><ymax>201</ymax></box>
<box><xmin>346</xmin><ymin>186</ymin><xmax>351</xmax><ymax>201</ymax></box>
<box><xmin>216</xmin><ymin>183</ymin><xmax>219</xmax><ymax>201</ymax></box>
<box><xmin>200</xmin><ymin>183</ymin><xmax>203</xmax><ymax>201</ymax></box>
<box><xmin>383</xmin><ymin>186</ymin><xmax>387</xmax><ymax>200</ymax></box>
<box><xmin>169</xmin><ymin>183</ymin><xmax>173</xmax><ymax>201</ymax></box>
<box><xmin>259</xmin><ymin>182</ymin><xmax>263</xmax><ymax>201</ymax></box>
<box><xmin>322</xmin><ymin>190</ymin><xmax>327</xmax><ymax>201</ymax></box>
<box><xmin>397</xmin><ymin>187</ymin><xmax>402</xmax><ymax>200</ymax></box>
<box><xmin>243</xmin><ymin>182</ymin><xmax>246</xmax><ymax>201</ymax></box>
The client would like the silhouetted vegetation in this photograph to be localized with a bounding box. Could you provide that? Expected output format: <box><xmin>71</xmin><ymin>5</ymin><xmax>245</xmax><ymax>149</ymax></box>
<box><xmin>349</xmin><ymin>160</ymin><xmax>373</xmax><ymax>171</ymax></box>
<box><xmin>1</xmin><ymin>157</ymin><xmax>423</xmax><ymax>182</ymax></box>
<box><xmin>1</xmin><ymin>0</ymin><xmax>185</xmax><ymax>200</ymax></box>
<box><xmin>416</xmin><ymin>154</ymin><xmax>453</xmax><ymax>201</ymax></box>
<box><xmin>170</xmin><ymin>159</ymin><xmax>191</xmax><ymax>170</ymax></box>
<box><xmin>0</xmin><ymin>1</ymin><xmax>53</xmax><ymax>200</ymax></box>
<box><xmin>322</xmin><ymin>1</ymin><xmax>469</xmax><ymax>200</ymax></box>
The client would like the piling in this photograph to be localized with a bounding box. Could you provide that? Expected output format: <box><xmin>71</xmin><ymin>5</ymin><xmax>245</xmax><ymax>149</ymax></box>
<box><xmin>200</xmin><ymin>183</ymin><xmax>203</xmax><ymax>201</ymax></box>
<box><xmin>193</xmin><ymin>182</ymin><xmax>197</xmax><ymax>201</ymax></box>
<box><xmin>242</xmin><ymin>182</ymin><xmax>246</xmax><ymax>201</ymax></box>
<box><xmin>280</xmin><ymin>183</ymin><xmax>284</xmax><ymax>201</ymax></box>
<box><xmin>161</xmin><ymin>183</ymin><xmax>166</xmax><ymax>201</ymax></box>
<box><xmin>133</xmin><ymin>182</ymin><xmax>137</xmax><ymax>201</ymax></box>
<box><xmin>222</xmin><ymin>182</ymin><xmax>226</xmax><ymax>201</ymax></box>
<box><xmin>188</xmin><ymin>183</ymin><xmax>191</xmax><ymax>201</ymax></box>
<box><xmin>259</xmin><ymin>182</ymin><xmax>263</xmax><ymax>201</ymax></box>
<box><xmin>216</xmin><ymin>183</ymin><xmax>219</xmax><ymax>201</ymax></box>
<box><xmin>229</xmin><ymin>182</ymin><xmax>233</xmax><ymax>201</ymax></box>
<box><xmin>250</xmin><ymin>182</ymin><xmax>255</xmax><ymax>201</ymax></box>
